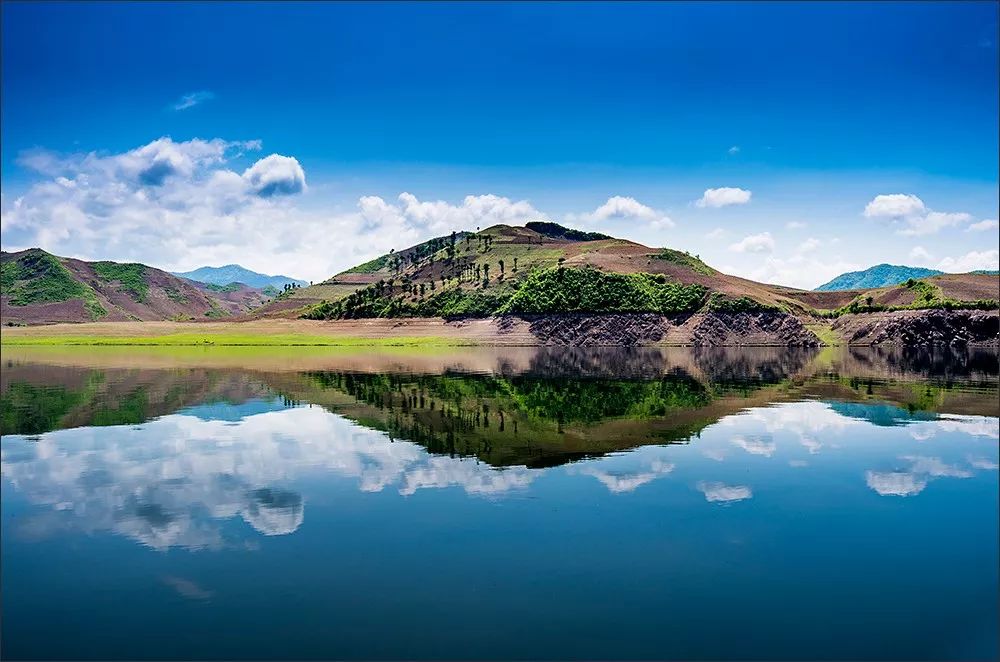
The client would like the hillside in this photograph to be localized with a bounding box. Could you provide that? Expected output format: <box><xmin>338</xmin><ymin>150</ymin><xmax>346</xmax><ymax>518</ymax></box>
<box><xmin>1</xmin><ymin>249</ymin><xmax>268</xmax><ymax>325</ymax></box>
<box><xmin>173</xmin><ymin>264</ymin><xmax>306</xmax><ymax>290</ymax></box>
<box><xmin>816</xmin><ymin>264</ymin><xmax>944</xmax><ymax>291</ymax></box>
<box><xmin>251</xmin><ymin>222</ymin><xmax>999</xmax><ymax>321</ymax></box>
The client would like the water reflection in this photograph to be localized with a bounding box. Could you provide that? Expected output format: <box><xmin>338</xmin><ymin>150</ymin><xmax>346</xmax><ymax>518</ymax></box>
<box><xmin>2</xmin><ymin>347</ymin><xmax>997</xmax><ymax>551</ymax></box>
<box><xmin>1</xmin><ymin>346</ymin><xmax>997</xmax><ymax>660</ymax></box>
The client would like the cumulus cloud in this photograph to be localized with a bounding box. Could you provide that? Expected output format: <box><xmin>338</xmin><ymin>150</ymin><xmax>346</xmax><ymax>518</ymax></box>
<box><xmin>242</xmin><ymin>154</ymin><xmax>306</xmax><ymax>197</ymax></box>
<box><xmin>0</xmin><ymin>137</ymin><xmax>548</xmax><ymax>282</ymax></box>
<box><xmin>863</xmin><ymin>193</ymin><xmax>975</xmax><ymax>236</ymax></box>
<box><xmin>936</xmin><ymin>249</ymin><xmax>1000</xmax><ymax>273</ymax></box>
<box><xmin>172</xmin><ymin>91</ymin><xmax>215</xmax><ymax>111</ymax></box>
<box><xmin>695</xmin><ymin>187</ymin><xmax>752</xmax><ymax>208</ymax></box>
<box><xmin>577</xmin><ymin>196</ymin><xmax>674</xmax><ymax>229</ymax></box>
<box><xmin>864</xmin><ymin>193</ymin><xmax>926</xmax><ymax>218</ymax></box>
<box><xmin>729</xmin><ymin>232</ymin><xmax>774</xmax><ymax>254</ymax></box>
<box><xmin>968</xmin><ymin>219</ymin><xmax>999</xmax><ymax>232</ymax></box>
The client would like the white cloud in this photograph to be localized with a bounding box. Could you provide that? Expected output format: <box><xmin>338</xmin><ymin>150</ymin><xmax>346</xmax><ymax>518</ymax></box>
<box><xmin>909</xmin><ymin>246</ymin><xmax>933</xmax><ymax>264</ymax></box>
<box><xmin>242</xmin><ymin>154</ymin><xmax>306</xmax><ymax>197</ymax></box>
<box><xmin>172</xmin><ymin>91</ymin><xmax>215</xmax><ymax>111</ymax></box>
<box><xmin>578</xmin><ymin>459</ymin><xmax>675</xmax><ymax>493</ymax></box>
<box><xmin>785</xmin><ymin>221</ymin><xmax>807</xmax><ymax>230</ymax></box>
<box><xmin>866</xmin><ymin>455</ymin><xmax>973</xmax><ymax>497</ymax></box>
<box><xmin>579</xmin><ymin>196</ymin><xmax>674</xmax><ymax>229</ymax></box>
<box><xmin>727</xmin><ymin>145</ymin><xmax>740</xmax><ymax>155</ymax></box>
<box><xmin>696</xmin><ymin>187</ymin><xmax>752</xmax><ymax>208</ymax></box>
<box><xmin>743</xmin><ymin>254</ymin><xmax>863</xmax><ymax>289</ymax></box>
<box><xmin>797</xmin><ymin>237</ymin><xmax>820</xmax><ymax>252</ymax></box>
<box><xmin>968</xmin><ymin>219</ymin><xmax>1000</xmax><ymax>232</ymax></box>
<box><xmin>0</xmin><ymin>406</ymin><xmax>541</xmax><ymax>550</ymax></box>
<box><xmin>863</xmin><ymin>193</ymin><xmax>974</xmax><ymax>236</ymax></box>
<box><xmin>864</xmin><ymin>193</ymin><xmax>926</xmax><ymax>218</ymax></box>
<box><xmin>0</xmin><ymin>137</ymin><xmax>550</xmax><ymax>282</ymax></box>
<box><xmin>731</xmin><ymin>435</ymin><xmax>777</xmax><ymax>457</ymax></box>
<box><xmin>705</xmin><ymin>227</ymin><xmax>727</xmax><ymax>240</ymax></box>
<box><xmin>900</xmin><ymin>211</ymin><xmax>971</xmax><ymax>236</ymax></box>
<box><xmin>729</xmin><ymin>232</ymin><xmax>774</xmax><ymax>254</ymax></box>
<box><xmin>697</xmin><ymin>481</ymin><xmax>752</xmax><ymax>503</ymax></box>
<box><xmin>866</xmin><ymin>471</ymin><xmax>928</xmax><ymax>496</ymax></box>
<box><xmin>967</xmin><ymin>456</ymin><xmax>999</xmax><ymax>470</ymax></box>
<box><xmin>936</xmin><ymin>250</ymin><xmax>999</xmax><ymax>273</ymax></box>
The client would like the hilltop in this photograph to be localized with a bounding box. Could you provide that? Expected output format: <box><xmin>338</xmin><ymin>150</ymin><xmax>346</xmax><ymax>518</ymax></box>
<box><xmin>816</xmin><ymin>264</ymin><xmax>944</xmax><ymax>291</ymax></box>
<box><xmin>252</xmin><ymin>222</ymin><xmax>999</xmax><ymax>322</ymax></box>
<box><xmin>173</xmin><ymin>264</ymin><xmax>307</xmax><ymax>290</ymax></box>
<box><xmin>1</xmin><ymin>249</ymin><xmax>271</xmax><ymax>325</ymax></box>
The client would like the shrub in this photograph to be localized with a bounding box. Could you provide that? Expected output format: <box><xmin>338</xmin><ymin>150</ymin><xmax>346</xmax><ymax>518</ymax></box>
<box><xmin>500</xmin><ymin>266</ymin><xmax>705</xmax><ymax>315</ymax></box>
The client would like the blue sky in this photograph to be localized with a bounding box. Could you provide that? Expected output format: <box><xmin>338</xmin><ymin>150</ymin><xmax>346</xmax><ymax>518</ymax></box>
<box><xmin>2</xmin><ymin>1</ymin><xmax>997</xmax><ymax>286</ymax></box>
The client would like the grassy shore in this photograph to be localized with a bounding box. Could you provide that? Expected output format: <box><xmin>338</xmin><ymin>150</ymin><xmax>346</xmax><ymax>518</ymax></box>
<box><xmin>0</xmin><ymin>320</ymin><xmax>483</xmax><ymax>346</ymax></box>
<box><xmin>1</xmin><ymin>333</ymin><xmax>468</xmax><ymax>346</ymax></box>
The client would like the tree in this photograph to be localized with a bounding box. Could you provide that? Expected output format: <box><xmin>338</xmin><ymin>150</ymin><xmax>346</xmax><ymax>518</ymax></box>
<box><xmin>498</xmin><ymin>259</ymin><xmax>505</xmax><ymax>277</ymax></box>
<box><xmin>513</xmin><ymin>257</ymin><xmax>518</xmax><ymax>272</ymax></box>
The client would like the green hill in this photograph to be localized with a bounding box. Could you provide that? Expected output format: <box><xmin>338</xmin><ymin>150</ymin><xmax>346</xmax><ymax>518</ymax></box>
<box><xmin>1</xmin><ymin>249</ymin><xmax>268</xmax><ymax>325</ymax></box>
<box><xmin>816</xmin><ymin>264</ymin><xmax>944</xmax><ymax>291</ymax></box>
<box><xmin>250</xmin><ymin>223</ymin><xmax>998</xmax><ymax>321</ymax></box>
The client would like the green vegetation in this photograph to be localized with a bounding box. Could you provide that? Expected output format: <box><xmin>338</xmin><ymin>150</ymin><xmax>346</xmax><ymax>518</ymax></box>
<box><xmin>164</xmin><ymin>287</ymin><xmax>189</xmax><ymax>304</ymax></box>
<box><xmin>653</xmin><ymin>248</ymin><xmax>715</xmax><ymax>275</ymax></box>
<box><xmin>93</xmin><ymin>261</ymin><xmax>148</xmax><ymax>302</ymax></box>
<box><xmin>204</xmin><ymin>282</ymin><xmax>241</xmax><ymax>293</ymax></box>
<box><xmin>501</xmin><ymin>267</ymin><xmax>706</xmax><ymax>315</ymax></box>
<box><xmin>3</xmin><ymin>251</ymin><xmax>89</xmax><ymax>305</ymax></box>
<box><xmin>303</xmin><ymin>266</ymin><xmax>707</xmax><ymax>320</ymax></box>
<box><xmin>345</xmin><ymin>255</ymin><xmax>390</xmax><ymax>273</ymax></box>
<box><xmin>262</xmin><ymin>285</ymin><xmax>279</xmax><ymax>297</ymax></box>
<box><xmin>2</xmin><ymin>250</ymin><xmax>107</xmax><ymax>320</ymax></box>
<box><xmin>524</xmin><ymin>221</ymin><xmax>612</xmax><ymax>242</ymax></box>
<box><xmin>203</xmin><ymin>304</ymin><xmax>230</xmax><ymax>318</ymax></box>
<box><xmin>0</xmin><ymin>381</ymin><xmax>85</xmax><ymax>435</ymax></box>
<box><xmin>833</xmin><ymin>279</ymin><xmax>999</xmax><ymax>315</ymax></box>
<box><xmin>1</xmin><ymin>333</ymin><xmax>474</xmax><ymax>346</ymax></box>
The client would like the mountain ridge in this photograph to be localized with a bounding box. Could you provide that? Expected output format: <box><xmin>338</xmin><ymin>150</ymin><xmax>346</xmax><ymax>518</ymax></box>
<box><xmin>2</xmin><ymin>249</ymin><xmax>271</xmax><ymax>325</ymax></box>
<box><xmin>173</xmin><ymin>264</ymin><xmax>307</xmax><ymax>290</ymax></box>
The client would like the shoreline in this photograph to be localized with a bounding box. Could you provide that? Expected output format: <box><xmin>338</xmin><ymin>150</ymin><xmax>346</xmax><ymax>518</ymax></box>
<box><xmin>2</xmin><ymin>309</ymin><xmax>998</xmax><ymax>347</ymax></box>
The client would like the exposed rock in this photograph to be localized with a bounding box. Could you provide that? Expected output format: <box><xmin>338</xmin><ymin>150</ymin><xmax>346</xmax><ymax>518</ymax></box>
<box><xmin>833</xmin><ymin>309</ymin><xmax>999</xmax><ymax>347</ymax></box>
<box><xmin>688</xmin><ymin>312</ymin><xmax>821</xmax><ymax>347</ymax></box>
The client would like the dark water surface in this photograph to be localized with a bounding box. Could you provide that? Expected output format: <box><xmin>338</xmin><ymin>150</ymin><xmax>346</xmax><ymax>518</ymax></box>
<box><xmin>1</xmin><ymin>346</ymin><xmax>998</xmax><ymax>660</ymax></box>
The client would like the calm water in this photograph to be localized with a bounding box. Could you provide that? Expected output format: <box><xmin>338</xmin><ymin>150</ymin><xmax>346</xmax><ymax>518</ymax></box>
<box><xmin>1</xmin><ymin>346</ymin><xmax>998</xmax><ymax>660</ymax></box>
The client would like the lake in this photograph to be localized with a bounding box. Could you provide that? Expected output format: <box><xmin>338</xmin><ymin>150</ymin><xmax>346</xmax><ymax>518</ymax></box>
<box><xmin>1</xmin><ymin>345</ymin><xmax>997</xmax><ymax>660</ymax></box>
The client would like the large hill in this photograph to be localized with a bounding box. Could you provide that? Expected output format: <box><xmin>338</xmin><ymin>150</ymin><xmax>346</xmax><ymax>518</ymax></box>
<box><xmin>173</xmin><ymin>264</ymin><xmax>307</xmax><ymax>290</ymax></box>
<box><xmin>252</xmin><ymin>222</ymin><xmax>999</xmax><ymax>320</ymax></box>
<box><xmin>1</xmin><ymin>249</ymin><xmax>270</xmax><ymax>325</ymax></box>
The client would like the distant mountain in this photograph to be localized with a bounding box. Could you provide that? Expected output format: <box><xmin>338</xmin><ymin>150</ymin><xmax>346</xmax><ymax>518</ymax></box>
<box><xmin>1</xmin><ymin>249</ymin><xmax>265</xmax><ymax>325</ymax></box>
<box><xmin>815</xmin><ymin>264</ymin><xmax>944</xmax><ymax>291</ymax></box>
<box><xmin>174</xmin><ymin>264</ymin><xmax>306</xmax><ymax>290</ymax></box>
